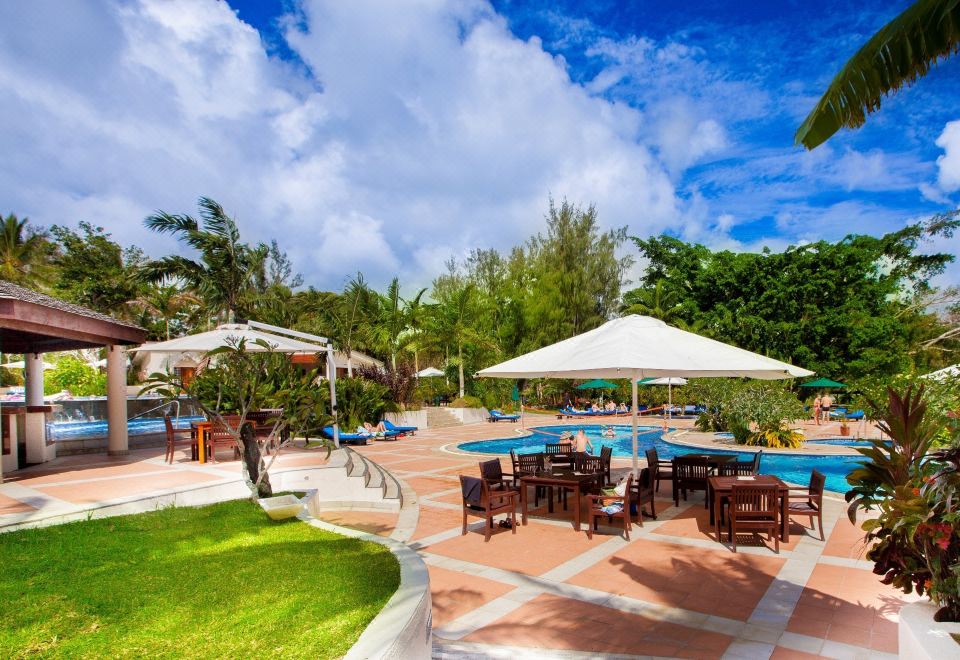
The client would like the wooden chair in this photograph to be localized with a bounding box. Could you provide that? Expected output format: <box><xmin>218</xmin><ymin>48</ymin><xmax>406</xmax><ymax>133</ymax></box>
<box><xmin>600</xmin><ymin>445</ymin><xmax>613</xmax><ymax>487</ymax></box>
<box><xmin>544</xmin><ymin>443</ymin><xmax>573</xmax><ymax>466</ymax></box>
<box><xmin>479</xmin><ymin>458</ymin><xmax>513</xmax><ymax>491</ymax></box>
<box><xmin>516</xmin><ymin>453</ymin><xmax>545</xmax><ymax>507</ymax></box>
<box><xmin>787</xmin><ymin>469</ymin><xmax>825</xmax><ymax>540</ymax></box>
<box><xmin>632</xmin><ymin>467</ymin><xmax>656</xmax><ymax>524</ymax></box>
<box><xmin>164</xmin><ymin>415</ymin><xmax>195</xmax><ymax>463</ymax></box>
<box><xmin>207</xmin><ymin>416</ymin><xmax>240</xmax><ymax>462</ymax></box>
<box><xmin>460</xmin><ymin>475</ymin><xmax>518</xmax><ymax>542</ymax></box>
<box><xmin>574</xmin><ymin>454</ymin><xmax>604</xmax><ymax>494</ymax></box>
<box><xmin>728</xmin><ymin>483</ymin><xmax>780</xmax><ymax>553</ymax></box>
<box><xmin>673</xmin><ymin>456</ymin><xmax>711</xmax><ymax>507</ymax></box>
<box><xmin>587</xmin><ymin>473</ymin><xmax>633</xmax><ymax>540</ymax></box>
<box><xmin>645</xmin><ymin>447</ymin><xmax>672</xmax><ymax>493</ymax></box>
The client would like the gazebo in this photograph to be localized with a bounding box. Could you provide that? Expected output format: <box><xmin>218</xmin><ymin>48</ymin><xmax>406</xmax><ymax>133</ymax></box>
<box><xmin>0</xmin><ymin>281</ymin><xmax>146</xmax><ymax>478</ymax></box>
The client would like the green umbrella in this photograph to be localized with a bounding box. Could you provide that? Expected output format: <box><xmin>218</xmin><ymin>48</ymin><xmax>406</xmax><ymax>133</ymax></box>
<box><xmin>799</xmin><ymin>377</ymin><xmax>846</xmax><ymax>388</ymax></box>
<box><xmin>575</xmin><ymin>379</ymin><xmax>617</xmax><ymax>390</ymax></box>
<box><xmin>575</xmin><ymin>378</ymin><xmax>617</xmax><ymax>405</ymax></box>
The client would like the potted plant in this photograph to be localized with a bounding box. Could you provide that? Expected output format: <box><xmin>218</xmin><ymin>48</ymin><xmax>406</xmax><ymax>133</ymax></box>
<box><xmin>845</xmin><ymin>386</ymin><xmax>960</xmax><ymax>625</ymax></box>
<box><xmin>839</xmin><ymin>420</ymin><xmax>851</xmax><ymax>436</ymax></box>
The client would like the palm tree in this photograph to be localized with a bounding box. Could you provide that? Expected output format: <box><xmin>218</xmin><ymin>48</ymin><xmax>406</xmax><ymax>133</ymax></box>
<box><xmin>403</xmin><ymin>293</ymin><xmax>432</xmax><ymax>375</ymax></box>
<box><xmin>126</xmin><ymin>283</ymin><xmax>200</xmax><ymax>340</ymax></box>
<box><xmin>0</xmin><ymin>214</ymin><xmax>52</xmax><ymax>286</ymax></box>
<box><xmin>331</xmin><ymin>274</ymin><xmax>373</xmax><ymax>377</ymax></box>
<box><xmin>796</xmin><ymin>0</ymin><xmax>960</xmax><ymax>149</ymax></box>
<box><xmin>367</xmin><ymin>279</ymin><xmax>428</xmax><ymax>371</ymax></box>
<box><xmin>621</xmin><ymin>281</ymin><xmax>683</xmax><ymax>323</ymax></box>
<box><xmin>431</xmin><ymin>283</ymin><xmax>494</xmax><ymax>398</ymax></box>
<box><xmin>141</xmin><ymin>198</ymin><xmax>267</xmax><ymax>323</ymax></box>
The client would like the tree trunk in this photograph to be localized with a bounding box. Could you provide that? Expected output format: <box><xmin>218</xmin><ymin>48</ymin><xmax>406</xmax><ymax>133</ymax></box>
<box><xmin>347</xmin><ymin>352</ymin><xmax>353</xmax><ymax>377</ymax></box>
<box><xmin>458</xmin><ymin>343</ymin><xmax>465</xmax><ymax>398</ymax></box>
<box><xmin>414</xmin><ymin>350</ymin><xmax>419</xmax><ymax>375</ymax></box>
<box><xmin>240</xmin><ymin>423</ymin><xmax>272</xmax><ymax>498</ymax></box>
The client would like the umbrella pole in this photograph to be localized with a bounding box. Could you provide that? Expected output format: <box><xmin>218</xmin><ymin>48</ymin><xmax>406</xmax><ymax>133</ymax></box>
<box><xmin>631</xmin><ymin>375</ymin><xmax>638</xmax><ymax>476</ymax></box>
<box><xmin>326</xmin><ymin>346</ymin><xmax>340</xmax><ymax>449</ymax></box>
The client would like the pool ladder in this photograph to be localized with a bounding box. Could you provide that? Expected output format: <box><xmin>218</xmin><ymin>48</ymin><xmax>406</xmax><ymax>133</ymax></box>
<box><xmin>128</xmin><ymin>399</ymin><xmax>180</xmax><ymax>427</ymax></box>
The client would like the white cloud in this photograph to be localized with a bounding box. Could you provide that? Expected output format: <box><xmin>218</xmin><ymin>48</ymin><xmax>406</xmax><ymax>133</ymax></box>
<box><xmin>0</xmin><ymin>0</ymin><xmax>698</xmax><ymax>291</ymax></box>
<box><xmin>935</xmin><ymin>119</ymin><xmax>960</xmax><ymax>192</ymax></box>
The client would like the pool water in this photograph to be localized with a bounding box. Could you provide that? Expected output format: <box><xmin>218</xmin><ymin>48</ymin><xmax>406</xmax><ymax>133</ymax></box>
<box><xmin>458</xmin><ymin>424</ymin><xmax>864</xmax><ymax>493</ymax></box>
<box><xmin>47</xmin><ymin>416</ymin><xmax>207</xmax><ymax>441</ymax></box>
<box><xmin>807</xmin><ymin>438</ymin><xmax>886</xmax><ymax>448</ymax></box>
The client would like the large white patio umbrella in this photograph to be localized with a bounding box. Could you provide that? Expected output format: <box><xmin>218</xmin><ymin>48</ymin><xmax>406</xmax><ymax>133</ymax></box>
<box><xmin>638</xmin><ymin>376</ymin><xmax>688</xmax><ymax>421</ymax></box>
<box><xmin>1</xmin><ymin>360</ymin><xmax>55</xmax><ymax>370</ymax></box>
<box><xmin>131</xmin><ymin>321</ymin><xmax>342</xmax><ymax>447</ymax></box>
<box><xmin>416</xmin><ymin>367</ymin><xmax>445</xmax><ymax>378</ymax></box>
<box><xmin>922</xmin><ymin>364</ymin><xmax>960</xmax><ymax>381</ymax></box>
<box><xmin>477</xmin><ymin>315</ymin><xmax>813</xmax><ymax>473</ymax></box>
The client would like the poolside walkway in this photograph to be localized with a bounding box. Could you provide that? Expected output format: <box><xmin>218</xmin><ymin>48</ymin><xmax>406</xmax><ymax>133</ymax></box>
<box><xmin>346</xmin><ymin>414</ymin><xmax>910</xmax><ymax>659</ymax></box>
<box><xmin>0</xmin><ymin>414</ymin><xmax>906</xmax><ymax>659</ymax></box>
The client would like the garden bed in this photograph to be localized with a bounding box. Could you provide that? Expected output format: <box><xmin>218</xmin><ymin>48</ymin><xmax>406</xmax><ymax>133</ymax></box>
<box><xmin>0</xmin><ymin>499</ymin><xmax>400</xmax><ymax>658</ymax></box>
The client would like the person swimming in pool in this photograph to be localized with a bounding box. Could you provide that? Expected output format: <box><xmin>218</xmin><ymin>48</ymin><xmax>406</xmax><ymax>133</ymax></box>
<box><xmin>602</xmin><ymin>425</ymin><xmax>615</xmax><ymax>439</ymax></box>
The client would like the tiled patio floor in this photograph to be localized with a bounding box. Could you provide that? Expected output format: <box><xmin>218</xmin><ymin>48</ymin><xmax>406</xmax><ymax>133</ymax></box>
<box><xmin>0</xmin><ymin>413</ymin><xmax>908</xmax><ymax>659</ymax></box>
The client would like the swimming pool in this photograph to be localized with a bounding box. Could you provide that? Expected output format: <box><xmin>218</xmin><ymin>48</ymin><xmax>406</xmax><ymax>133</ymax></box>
<box><xmin>47</xmin><ymin>416</ymin><xmax>207</xmax><ymax>441</ymax></box>
<box><xmin>457</xmin><ymin>424</ymin><xmax>865</xmax><ymax>493</ymax></box>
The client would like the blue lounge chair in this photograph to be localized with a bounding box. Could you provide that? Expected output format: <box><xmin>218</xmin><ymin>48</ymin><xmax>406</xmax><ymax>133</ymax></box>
<box><xmin>844</xmin><ymin>410</ymin><xmax>865</xmax><ymax>421</ymax></box>
<box><xmin>383</xmin><ymin>420</ymin><xmax>417</xmax><ymax>435</ymax></box>
<box><xmin>488</xmin><ymin>409</ymin><xmax>520</xmax><ymax>422</ymax></box>
<box><xmin>321</xmin><ymin>426</ymin><xmax>369</xmax><ymax>445</ymax></box>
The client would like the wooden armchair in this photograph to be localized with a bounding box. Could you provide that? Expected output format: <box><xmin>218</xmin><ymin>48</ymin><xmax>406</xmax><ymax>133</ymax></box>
<box><xmin>728</xmin><ymin>483</ymin><xmax>780</xmax><ymax>553</ymax></box>
<box><xmin>719</xmin><ymin>451</ymin><xmax>762</xmax><ymax>476</ymax></box>
<box><xmin>645</xmin><ymin>447</ymin><xmax>672</xmax><ymax>493</ymax></box>
<box><xmin>544</xmin><ymin>442</ymin><xmax>573</xmax><ymax>466</ymax></box>
<box><xmin>207</xmin><ymin>416</ymin><xmax>241</xmax><ymax>462</ymax></box>
<box><xmin>164</xmin><ymin>415</ymin><xmax>195</xmax><ymax>463</ymax></box>
<box><xmin>632</xmin><ymin>467</ymin><xmax>656</xmax><ymax>524</ymax></box>
<box><xmin>516</xmin><ymin>452</ymin><xmax>545</xmax><ymax>507</ymax></box>
<box><xmin>460</xmin><ymin>475</ymin><xmax>518</xmax><ymax>542</ymax></box>
<box><xmin>587</xmin><ymin>473</ymin><xmax>633</xmax><ymax>540</ymax></box>
<box><xmin>600</xmin><ymin>445</ymin><xmax>613</xmax><ymax>487</ymax></box>
<box><xmin>673</xmin><ymin>456</ymin><xmax>711</xmax><ymax>507</ymax></box>
<box><xmin>479</xmin><ymin>458</ymin><xmax>513</xmax><ymax>491</ymax></box>
<box><xmin>787</xmin><ymin>469</ymin><xmax>825</xmax><ymax>540</ymax></box>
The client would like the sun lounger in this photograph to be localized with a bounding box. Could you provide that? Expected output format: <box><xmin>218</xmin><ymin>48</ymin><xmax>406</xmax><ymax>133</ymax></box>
<box><xmin>321</xmin><ymin>426</ymin><xmax>401</xmax><ymax>444</ymax></box>
<box><xmin>844</xmin><ymin>410</ymin><xmax>865</xmax><ymax>421</ymax></box>
<box><xmin>383</xmin><ymin>420</ymin><xmax>417</xmax><ymax>435</ymax></box>
<box><xmin>488</xmin><ymin>409</ymin><xmax>520</xmax><ymax>422</ymax></box>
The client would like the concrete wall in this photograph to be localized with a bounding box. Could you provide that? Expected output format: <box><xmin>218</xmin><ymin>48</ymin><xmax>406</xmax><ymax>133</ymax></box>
<box><xmin>899</xmin><ymin>601</ymin><xmax>960</xmax><ymax>660</ymax></box>
<box><xmin>445</xmin><ymin>407</ymin><xmax>489</xmax><ymax>425</ymax></box>
<box><xmin>385</xmin><ymin>410</ymin><xmax>427</xmax><ymax>429</ymax></box>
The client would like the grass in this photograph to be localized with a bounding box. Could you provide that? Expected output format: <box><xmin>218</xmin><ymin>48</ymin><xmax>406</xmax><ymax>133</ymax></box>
<box><xmin>0</xmin><ymin>500</ymin><xmax>400</xmax><ymax>658</ymax></box>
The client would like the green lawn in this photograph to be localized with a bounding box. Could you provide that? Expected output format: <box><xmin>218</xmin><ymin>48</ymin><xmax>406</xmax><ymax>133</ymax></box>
<box><xmin>0</xmin><ymin>500</ymin><xmax>400</xmax><ymax>658</ymax></box>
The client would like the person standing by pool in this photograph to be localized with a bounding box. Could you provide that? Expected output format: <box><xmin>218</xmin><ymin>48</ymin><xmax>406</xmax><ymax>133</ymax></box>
<box><xmin>813</xmin><ymin>394</ymin><xmax>822</xmax><ymax>426</ymax></box>
<box><xmin>821</xmin><ymin>392</ymin><xmax>833</xmax><ymax>422</ymax></box>
<box><xmin>574</xmin><ymin>428</ymin><xmax>595</xmax><ymax>454</ymax></box>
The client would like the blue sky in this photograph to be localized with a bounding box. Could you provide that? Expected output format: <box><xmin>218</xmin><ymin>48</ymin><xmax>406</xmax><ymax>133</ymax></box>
<box><xmin>1</xmin><ymin>0</ymin><xmax>958</xmax><ymax>289</ymax></box>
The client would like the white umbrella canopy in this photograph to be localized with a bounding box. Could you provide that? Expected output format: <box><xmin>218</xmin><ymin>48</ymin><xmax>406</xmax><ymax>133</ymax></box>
<box><xmin>130</xmin><ymin>324</ymin><xmax>327</xmax><ymax>354</ymax></box>
<box><xmin>1</xmin><ymin>360</ymin><xmax>55</xmax><ymax>370</ymax></box>
<box><xmin>478</xmin><ymin>315</ymin><xmax>812</xmax><ymax>380</ymax></box>
<box><xmin>478</xmin><ymin>315</ymin><xmax>813</xmax><ymax>473</ymax></box>
<box><xmin>416</xmin><ymin>367</ymin><xmax>445</xmax><ymax>377</ymax></box>
<box><xmin>638</xmin><ymin>377</ymin><xmax>688</xmax><ymax>420</ymax></box>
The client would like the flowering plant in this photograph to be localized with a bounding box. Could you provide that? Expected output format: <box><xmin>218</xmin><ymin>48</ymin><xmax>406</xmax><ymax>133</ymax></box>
<box><xmin>845</xmin><ymin>386</ymin><xmax>960</xmax><ymax>622</ymax></box>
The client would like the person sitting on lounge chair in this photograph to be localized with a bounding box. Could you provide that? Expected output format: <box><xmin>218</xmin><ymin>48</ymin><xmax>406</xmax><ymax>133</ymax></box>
<box><xmin>617</xmin><ymin>402</ymin><xmax>628</xmax><ymax>413</ymax></box>
<box><xmin>589</xmin><ymin>403</ymin><xmax>600</xmax><ymax>413</ymax></box>
<box><xmin>363</xmin><ymin>421</ymin><xmax>388</xmax><ymax>434</ymax></box>
<box><xmin>604</xmin><ymin>401</ymin><xmax>616</xmax><ymax>411</ymax></box>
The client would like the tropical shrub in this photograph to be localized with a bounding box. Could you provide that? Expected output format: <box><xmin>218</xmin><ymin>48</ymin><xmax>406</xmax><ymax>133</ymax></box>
<box><xmin>449</xmin><ymin>396</ymin><xmax>483</xmax><ymax>408</ymax></box>
<box><xmin>45</xmin><ymin>356</ymin><xmax>106</xmax><ymax>396</ymax></box>
<box><xmin>687</xmin><ymin>379</ymin><xmax>804</xmax><ymax>445</ymax></box>
<box><xmin>745</xmin><ymin>427</ymin><xmax>805</xmax><ymax>449</ymax></box>
<box><xmin>846</xmin><ymin>386</ymin><xmax>960</xmax><ymax>622</ymax></box>
<box><xmin>355</xmin><ymin>363</ymin><xmax>416</xmax><ymax>408</ymax></box>
<box><xmin>336</xmin><ymin>377</ymin><xmax>393</xmax><ymax>430</ymax></box>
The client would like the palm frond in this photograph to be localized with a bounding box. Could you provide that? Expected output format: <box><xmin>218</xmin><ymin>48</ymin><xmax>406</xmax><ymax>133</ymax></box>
<box><xmin>144</xmin><ymin>212</ymin><xmax>198</xmax><ymax>235</ymax></box>
<box><xmin>796</xmin><ymin>0</ymin><xmax>960</xmax><ymax>149</ymax></box>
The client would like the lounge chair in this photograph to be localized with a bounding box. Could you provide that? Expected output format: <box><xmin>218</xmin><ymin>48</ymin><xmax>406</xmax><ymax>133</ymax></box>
<box><xmin>383</xmin><ymin>420</ymin><xmax>417</xmax><ymax>435</ymax></box>
<box><xmin>844</xmin><ymin>410</ymin><xmax>865</xmax><ymax>421</ymax></box>
<box><xmin>488</xmin><ymin>409</ymin><xmax>520</xmax><ymax>422</ymax></box>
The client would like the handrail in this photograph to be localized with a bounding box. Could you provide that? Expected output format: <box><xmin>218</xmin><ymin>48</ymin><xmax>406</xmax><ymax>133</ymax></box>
<box><xmin>128</xmin><ymin>400</ymin><xmax>180</xmax><ymax>427</ymax></box>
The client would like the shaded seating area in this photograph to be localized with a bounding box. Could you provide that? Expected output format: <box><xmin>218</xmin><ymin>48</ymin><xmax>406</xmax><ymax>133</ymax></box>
<box><xmin>459</xmin><ymin>475</ymin><xmax>519</xmax><ymax>542</ymax></box>
<box><xmin>673</xmin><ymin>456</ymin><xmax>711</xmax><ymax>507</ymax></box>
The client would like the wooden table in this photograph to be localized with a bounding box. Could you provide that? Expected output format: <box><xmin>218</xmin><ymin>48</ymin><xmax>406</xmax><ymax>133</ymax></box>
<box><xmin>707</xmin><ymin>474</ymin><xmax>790</xmax><ymax>543</ymax></box>
<box><xmin>191</xmin><ymin>421</ymin><xmax>211</xmax><ymax>464</ymax></box>
<box><xmin>672</xmin><ymin>454</ymin><xmax>737</xmax><ymax>504</ymax></box>
<box><xmin>519</xmin><ymin>469</ymin><xmax>598</xmax><ymax>531</ymax></box>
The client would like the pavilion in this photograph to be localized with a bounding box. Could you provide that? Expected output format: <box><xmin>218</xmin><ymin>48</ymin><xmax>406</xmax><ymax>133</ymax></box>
<box><xmin>0</xmin><ymin>281</ymin><xmax>146</xmax><ymax>478</ymax></box>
